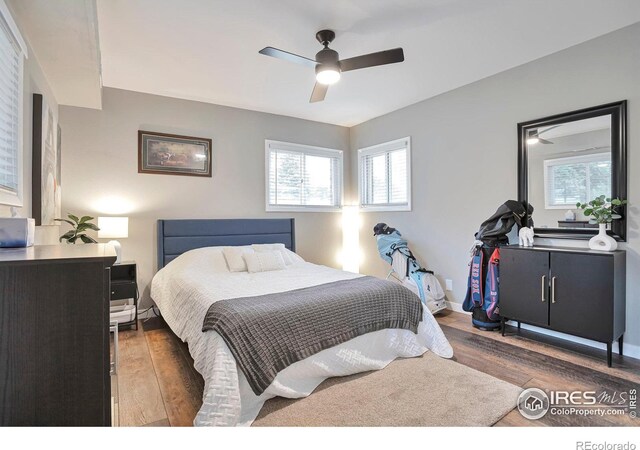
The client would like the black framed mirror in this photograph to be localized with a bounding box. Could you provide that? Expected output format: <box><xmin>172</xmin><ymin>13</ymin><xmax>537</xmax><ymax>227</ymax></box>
<box><xmin>518</xmin><ymin>101</ymin><xmax>627</xmax><ymax>241</ymax></box>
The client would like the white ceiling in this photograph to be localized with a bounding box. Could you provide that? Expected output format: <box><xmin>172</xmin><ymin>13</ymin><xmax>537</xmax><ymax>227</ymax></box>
<box><xmin>13</xmin><ymin>1</ymin><xmax>640</xmax><ymax>126</ymax></box>
<box><xmin>8</xmin><ymin>0</ymin><xmax>102</xmax><ymax>109</ymax></box>
<box><xmin>540</xmin><ymin>116</ymin><xmax>611</xmax><ymax>139</ymax></box>
<box><xmin>95</xmin><ymin>0</ymin><xmax>640</xmax><ymax>126</ymax></box>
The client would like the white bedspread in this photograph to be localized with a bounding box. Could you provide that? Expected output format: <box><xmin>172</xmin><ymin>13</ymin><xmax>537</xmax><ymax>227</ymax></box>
<box><xmin>150</xmin><ymin>247</ymin><xmax>453</xmax><ymax>426</ymax></box>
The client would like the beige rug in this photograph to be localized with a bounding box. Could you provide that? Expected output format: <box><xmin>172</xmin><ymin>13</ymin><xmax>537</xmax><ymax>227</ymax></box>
<box><xmin>253</xmin><ymin>352</ymin><xmax>522</xmax><ymax>427</ymax></box>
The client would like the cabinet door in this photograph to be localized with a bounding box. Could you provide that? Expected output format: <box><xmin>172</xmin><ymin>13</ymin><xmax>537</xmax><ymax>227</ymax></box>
<box><xmin>0</xmin><ymin>260</ymin><xmax>109</xmax><ymax>425</ymax></box>
<box><xmin>499</xmin><ymin>250</ymin><xmax>549</xmax><ymax>327</ymax></box>
<box><xmin>550</xmin><ymin>253</ymin><xmax>613</xmax><ymax>342</ymax></box>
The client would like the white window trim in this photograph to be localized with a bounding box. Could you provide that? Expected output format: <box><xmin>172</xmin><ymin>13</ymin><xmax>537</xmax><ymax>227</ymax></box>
<box><xmin>264</xmin><ymin>139</ymin><xmax>344</xmax><ymax>213</ymax></box>
<box><xmin>358</xmin><ymin>137</ymin><xmax>412</xmax><ymax>212</ymax></box>
<box><xmin>0</xmin><ymin>1</ymin><xmax>27</xmax><ymax>57</ymax></box>
<box><xmin>0</xmin><ymin>0</ymin><xmax>27</xmax><ymax>207</ymax></box>
<box><xmin>543</xmin><ymin>152</ymin><xmax>611</xmax><ymax>210</ymax></box>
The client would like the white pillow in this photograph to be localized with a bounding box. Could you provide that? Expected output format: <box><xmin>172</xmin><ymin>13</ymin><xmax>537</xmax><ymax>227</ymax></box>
<box><xmin>171</xmin><ymin>246</ymin><xmax>231</xmax><ymax>272</ymax></box>
<box><xmin>243</xmin><ymin>251</ymin><xmax>286</xmax><ymax>273</ymax></box>
<box><xmin>223</xmin><ymin>246</ymin><xmax>254</xmax><ymax>272</ymax></box>
<box><xmin>283</xmin><ymin>248</ymin><xmax>305</xmax><ymax>264</ymax></box>
<box><xmin>252</xmin><ymin>243</ymin><xmax>294</xmax><ymax>265</ymax></box>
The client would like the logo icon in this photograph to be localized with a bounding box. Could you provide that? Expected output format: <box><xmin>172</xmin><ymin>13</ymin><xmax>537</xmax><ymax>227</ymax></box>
<box><xmin>518</xmin><ymin>388</ymin><xmax>550</xmax><ymax>420</ymax></box>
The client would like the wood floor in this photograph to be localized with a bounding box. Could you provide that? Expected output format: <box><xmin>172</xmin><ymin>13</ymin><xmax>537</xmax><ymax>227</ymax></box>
<box><xmin>117</xmin><ymin>311</ymin><xmax>640</xmax><ymax>427</ymax></box>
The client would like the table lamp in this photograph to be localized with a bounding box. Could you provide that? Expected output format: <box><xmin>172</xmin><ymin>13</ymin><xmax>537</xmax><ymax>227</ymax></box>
<box><xmin>98</xmin><ymin>217</ymin><xmax>128</xmax><ymax>264</ymax></box>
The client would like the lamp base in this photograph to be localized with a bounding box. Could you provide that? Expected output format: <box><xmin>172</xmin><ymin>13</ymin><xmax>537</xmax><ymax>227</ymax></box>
<box><xmin>108</xmin><ymin>240</ymin><xmax>122</xmax><ymax>264</ymax></box>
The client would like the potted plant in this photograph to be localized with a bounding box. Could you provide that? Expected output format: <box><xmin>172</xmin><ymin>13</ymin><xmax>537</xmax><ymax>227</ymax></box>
<box><xmin>54</xmin><ymin>214</ymin><xmax>100</xmax><ymax>244</ymax></box>
<box><xmin>576</xmin><ymin>196</ymin><xmax>627</xmax><ymax>251</ymax></box>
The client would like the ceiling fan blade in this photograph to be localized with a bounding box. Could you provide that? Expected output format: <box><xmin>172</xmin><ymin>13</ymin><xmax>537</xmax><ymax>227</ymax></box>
<box><xmin>539</xmin><ymin>138</ymin><xmax>554</xmax><ymax>145</ymax></box>
<box><xmin>259</xmin><ymin>47</ymin><xmax>316</xmax><ymax>68</ymax></box>
<box><xmin>309</xmin><ymin>82</ymin><xmax>328</xmax><ymax>103</ymax></box>
<box><xmin>340</xmin><ymin>48</ymin><xmax>404</xmax><ymax>72</ymax></box>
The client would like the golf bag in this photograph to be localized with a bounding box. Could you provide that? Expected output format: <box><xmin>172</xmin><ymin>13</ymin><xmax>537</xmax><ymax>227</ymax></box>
<box><xmin>374</xmin><ymin>223</ymin><xmax>447</xmax><ymax>314</ymax></box>
<box><xmin>463</xmin><ymin>200</ymin><xmax>533</xmax><ymax>330</ymax></box>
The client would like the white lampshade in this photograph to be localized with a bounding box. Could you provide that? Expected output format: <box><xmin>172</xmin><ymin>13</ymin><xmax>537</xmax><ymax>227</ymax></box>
<box><xmin>98</xmin><ymin>217</ymin><xmax>129</xmax><ymax>239</ymax></box>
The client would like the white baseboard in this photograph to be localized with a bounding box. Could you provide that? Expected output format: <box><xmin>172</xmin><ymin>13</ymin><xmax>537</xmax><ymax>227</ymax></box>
<box><xmin>446</xmin><ymin>302</ymin><xmax>640</xmax><ymax>360</ymax></box>
<box><xmin>138</xmin><ymin>307</ymin><xmax>158</xmax><ymax>320</ymax></box>
<box><xmin>445</xmin><ymin>301</ymin><xmax>470</xmax><ymax>314</ymax></box>
<box><xmin>507</xmin><ymin>321</ymin><xmax>640</xmax><ymax>360</ymax></box>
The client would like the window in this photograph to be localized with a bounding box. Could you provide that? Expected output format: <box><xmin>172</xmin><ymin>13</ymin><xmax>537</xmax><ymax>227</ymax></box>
<box><xmin>544</xmin><ymin>152</ymin><xmax>611</xmax><ymax>209</ymax></box>
<box><xmin>0</xmin><ymin>0</ymin><xmax>26</xmax><ymax>206</ymax></box>
<box><xmin>265</xmin><ymin>140</ymin><xmax>343</xmax><ymax>211</ymax></box>
<box><xmin>358</xmin><ymin>137</ymin><xmax>411</xmax><ymax>211</ymax></box>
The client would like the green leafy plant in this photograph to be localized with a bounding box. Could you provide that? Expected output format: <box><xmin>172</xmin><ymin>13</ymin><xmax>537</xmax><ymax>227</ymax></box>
<box><xmin>54</xmin><ymin>214</ymin><xmax>100</xmax><ymax>244</ymax></box>
<box><xmin>576</xmin><ymin>196</ymin><xmax>628</xmax><ymax>224</ymax></box>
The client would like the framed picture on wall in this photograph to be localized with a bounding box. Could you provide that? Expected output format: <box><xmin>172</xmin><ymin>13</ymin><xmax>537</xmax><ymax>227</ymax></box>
<box><xmin>32</xmin><ymin>93</ymin><xmax>61</xmax><ymax>226</ymax></box>
<box><xmin>138</xmin><ymin>130</ymin><xmax>212</xmax><ymax>177</ymax></box>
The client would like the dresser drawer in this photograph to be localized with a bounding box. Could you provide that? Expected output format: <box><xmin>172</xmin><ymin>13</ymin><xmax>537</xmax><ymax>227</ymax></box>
<box><xmin>110</xmin><ymin>281</ymin><xmax>136</xmax><ymax>300</ymax></box>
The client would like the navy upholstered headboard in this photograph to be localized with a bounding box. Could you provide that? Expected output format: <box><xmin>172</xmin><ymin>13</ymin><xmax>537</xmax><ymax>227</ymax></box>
<box><xmin>157</xmin><ymin>218</ymin><xmax>295</xmax><ymax>269</ymax></box>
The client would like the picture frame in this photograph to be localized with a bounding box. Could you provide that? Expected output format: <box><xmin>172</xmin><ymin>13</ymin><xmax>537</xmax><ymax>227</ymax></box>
<box><xmin>138</xmin><ymin>130</ymin><xmax>212</xmax><ymax>177</ymax></box>
<box><xmin>32</xmin><ymin>93</ymin><xmax>61</xmax><ymax>226</ymax></box>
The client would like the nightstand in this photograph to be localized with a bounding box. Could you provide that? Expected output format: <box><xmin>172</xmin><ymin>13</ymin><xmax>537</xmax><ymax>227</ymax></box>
<box><xmin>110</xmin><ymin>261</ymin><xmax>138</xmax><ymax>330</ymax></box>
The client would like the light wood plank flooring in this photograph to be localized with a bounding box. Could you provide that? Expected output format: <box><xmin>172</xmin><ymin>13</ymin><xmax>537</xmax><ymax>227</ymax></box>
<box><xmin>117</xmin><ymin>311</ymin><xmax>640</xmax><ymax>426</ymax></box>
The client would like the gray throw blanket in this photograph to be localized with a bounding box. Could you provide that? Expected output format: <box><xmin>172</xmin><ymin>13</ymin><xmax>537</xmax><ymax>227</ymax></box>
<box><xmin>202</xmin><ymin>276</ymin><xmax>423</xmax><ymax>396</ymax></box>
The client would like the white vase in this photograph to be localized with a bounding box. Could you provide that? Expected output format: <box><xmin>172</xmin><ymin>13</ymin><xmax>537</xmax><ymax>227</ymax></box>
<box><xmin>588</xmin><ymin>223</ymin><xmax>618</xmax><ymax>251</ymax></box>
<box><xmin>564</xmin><ymin>210</ymin><xmax>576</xmax><ymax>221</ymax></box>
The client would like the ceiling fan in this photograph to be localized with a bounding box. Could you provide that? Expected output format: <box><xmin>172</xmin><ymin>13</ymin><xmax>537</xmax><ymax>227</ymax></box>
<box><xmin>526</xmin><ymin>129</ymin><xmax>553</xmax><ymax>145</ymax></box>
<box><xmin>259</xmin><ymin>30</ymin><xmax>404</xmax><ymax>103</ymax></box>
<box><xmin>526</xmin><ymin>125</ymin><xmax>563</xmax><ymax>145</ymax></box>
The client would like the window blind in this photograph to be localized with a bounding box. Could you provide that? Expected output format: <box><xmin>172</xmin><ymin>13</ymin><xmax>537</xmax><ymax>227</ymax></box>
<box><xmin>359</xmin><ymin>138</ymin><xmax>410</xmax><ymax>209</ymax></box>
<box><xmin>0</xmin><ymin>17</ymin><xmax>20</xmax><ymax>193</ymax></box>
<box><xmin>544</xmin><ymin>152</ymin><xmax>611</xmax><ymax>208</ymax></box>
<box><xmin>266</xmin><ymin>141</ymin><xmax>342</xmax><ymax>210</ymax></box>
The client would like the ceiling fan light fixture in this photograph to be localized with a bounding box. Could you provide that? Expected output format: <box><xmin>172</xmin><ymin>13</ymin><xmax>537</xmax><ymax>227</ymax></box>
<box><xmin>259</xmin><ymin>29</ymin><xmax>405</xmax><ymax>102</ymax></box>
<box><xmin>316</xmin><ymin>67</ymin><xmax>341</xmax><ymax>85</ymax></box>
<box><xmin>526</xmin><ymin>136</ymin><xmax>540</xmax><ymax>145</ymax></box>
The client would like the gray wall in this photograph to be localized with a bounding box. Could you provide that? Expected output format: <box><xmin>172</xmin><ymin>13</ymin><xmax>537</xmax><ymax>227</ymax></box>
<box><xmin>0</xmin><ymin>1</ymin><xmax>58</xmax><ymax>231</ymax></box>
<box><xmin>349</xmin><ymin>23</ymin><xmax>640</xmax><ymax>353</ymax></box>
<box><xmin>60</xmin><ymin>88</ymin><xmax>349</xmax><ymax>305</ymax></box>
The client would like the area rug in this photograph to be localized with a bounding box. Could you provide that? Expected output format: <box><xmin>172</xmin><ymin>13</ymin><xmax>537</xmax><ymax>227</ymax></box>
<box><xmin>253</xmin><ymin>352</ymin><xmax>522</xmax><ymax>426</ymax></box>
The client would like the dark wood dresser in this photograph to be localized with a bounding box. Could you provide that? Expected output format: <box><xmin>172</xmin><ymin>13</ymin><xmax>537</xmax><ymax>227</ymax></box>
<box><xmin>0</xmin><ymin>244</ymin><xmax>116</xmax><ymax>425</ymax></box>
<box><xmin>500</xmin><ymin>245</ymin><xmax>626</xmax><ymax>366</ymax></box>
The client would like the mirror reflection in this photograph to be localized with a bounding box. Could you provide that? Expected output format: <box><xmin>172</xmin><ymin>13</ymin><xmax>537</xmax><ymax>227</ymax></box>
<box><xmin>526</xmin><ymin>115</ymin><xmax>612</xmax><ymax>230</ymax></box>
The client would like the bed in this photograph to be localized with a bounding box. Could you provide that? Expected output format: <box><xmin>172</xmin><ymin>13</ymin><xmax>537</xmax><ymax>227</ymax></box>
<box><xmin>151</xmin><ymin>218</ymin><xmax>453</xmax><ymax>426</ymax></box>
